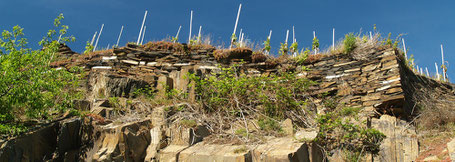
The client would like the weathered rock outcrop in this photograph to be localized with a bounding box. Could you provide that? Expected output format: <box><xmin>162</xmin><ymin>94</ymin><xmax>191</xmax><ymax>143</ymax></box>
<box><xmin>4</xmin><ymin>42</ymin><xmax>455</xmax><ymax>162</ymax></box>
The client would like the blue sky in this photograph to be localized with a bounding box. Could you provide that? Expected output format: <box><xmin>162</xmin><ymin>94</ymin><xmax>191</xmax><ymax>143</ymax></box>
<box><xmin>1</xmin><ymin>0</ymin><xmax>454</xmax><ymax>81</ymax></box>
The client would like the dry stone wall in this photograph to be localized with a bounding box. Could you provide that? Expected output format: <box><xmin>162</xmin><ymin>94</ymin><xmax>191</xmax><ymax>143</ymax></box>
<box><xmin>38</xmin><ymin>43</ymin><xmax>455</xmax><ymax>162</ymax></box>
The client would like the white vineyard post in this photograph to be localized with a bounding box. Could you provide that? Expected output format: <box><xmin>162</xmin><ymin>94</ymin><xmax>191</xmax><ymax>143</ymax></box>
<box><xmin>174</xmin><ymin>26</ymin><xmax>182</xmax><ymax>43</ymax></box>
<box><xmin>140</xmin><ymin>26</ymin><xmax>147</xmax><ymax>45</ymax></box>
<box><xmin>426</xmin><ymin>67</ymin><xmax>430</xmax><ymax>77</ymax></box>
<box><xmin>285</xmin><ymin>30</ymin><xmax>289</xmax><ymax>44</ymax></box>
<box><xmin>239</xmin><ymin>29</ymin><xmax>243</xmax><ymax>47</ymax></box>
<box><xmin>369</xmin><ymin>31</ymin><xmax>372</xmax><ymax>40</ymax></box>
<box><xmin>189</xmin><ymin>10</ymin><xmax>193</xmax><ymax>43</ymax></box>
<box><xmin>116</xmin><ymin>26</ymin><xmax>124</xmax><ymax>47</ymax></box>
<box><xmin>93</xmin><ymin>24</ymin><xmax>104</xmax><ymax>52</ymax></box>
<box><xmin>90</xmin><ymin>31</ymin><xmax>97</xmax><ymax>46</ymax></box>
<box><xmin>313</xmin><ymin>31</ymin><xmax>317</xmax><ymax>54</ymax></box>
<box><xmin>137</xmin><ymin>11</ymin><xmax>148</xmax><ymax>45</ymax></box>
<box><xmin>435</xmin><ymin>62</ymin><xmax>440</xmax><ymax>80</ymax></box>
<box><xmin>332</xmin><ymin>28</ymin><xmax>335</xmax><ymax>50</ymax></box>
<box><xmin>402</xmin><ymin>38</ymin><xmax>407</xmax><ymax>59</ymax></box>
<box><xmin>197</xmin><ymin>26</ymin><xmax>202</xmax><ymax>44</ymax></box>
<box><xmin>268</xmin><ymin>30</ymin><xmax>272</xmax><ymax>40</ymax></box>
<box><xmin>231</xmin><ymin>4</ymin><xmax>242</xmax><ymax>49</ymax></box>
<box><xmin>293</xmin><ymin>26</ymin><xmax>295</xmax><ymax>44</ymax></box>
<box><xmin>107</xmin><ymin>44</ymin><xmax>110</xmax><ymax>50</ymax></box>
<box><xmin>441</xmin><ymin>44</ymin><xmax>446</xmax><ymax>81</ymax></box>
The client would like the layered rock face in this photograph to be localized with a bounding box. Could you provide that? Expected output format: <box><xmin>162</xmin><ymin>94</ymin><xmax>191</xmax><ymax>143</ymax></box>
<box><xmin>2</xmin><ymin>43</ymin><xmax>454</xmax><ymax>162</ymax></box>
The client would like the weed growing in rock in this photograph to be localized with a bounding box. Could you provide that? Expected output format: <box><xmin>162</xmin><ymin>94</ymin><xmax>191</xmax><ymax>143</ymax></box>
<box><xmin>343</xmin><ymin>33</ymin><xmax>357</xmax><ymax>54</ymax></box>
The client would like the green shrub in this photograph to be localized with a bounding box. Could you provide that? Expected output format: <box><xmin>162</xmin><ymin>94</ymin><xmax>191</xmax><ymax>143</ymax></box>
<box><xmin>84</xmin><ymin>41</ymin><xmax>94</xmax><ymax>54</ymax></box>
<box><xmin>188</xmin><ymin>63</ymin><xmax>315</xmax><ymax>119</ymax></box>
<box><xmin>0</xmin><ymin>14</ymin><xmax>80</xmax><ymax>123</ymax></box>
<box><xmin>279</xmin><ymin>43</ymin><xmax>288</xmax><ymax>55</ymax></box>
<box><xmin>315</xmin><ymin>107</ymin><xmax>386</xmax><ymax>157</ymax></box>
<box><xmin>343</xmin><ymin>33</ymin><xmax>357</xmax><ymax>54</ymax></box>
<box><xmin>263</xmin><ymin>38</ymin><xmax>271</xmax><ymax>53</ymax></box>
<box><xmin>312</xmin><ymin>36</ymin><xmax>319</xmax><ymax>52</ymax></box>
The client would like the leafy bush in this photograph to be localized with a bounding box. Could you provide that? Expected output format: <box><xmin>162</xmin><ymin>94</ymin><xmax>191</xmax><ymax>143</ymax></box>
<box><xmin>263</xmin><ymin>37</ymin><xmax>271</xmax><ymax>54</ymax></box>
<box><xmin>343</xmin><ymin>33</ymin><xmax>357</xmax><ymax>54</ymax></box>
<box><xmin>279</xmin><ymin>43</ymin><xmax>288</xmax><ymax>55</ymax></box>
<box><xmin>0</xmin><ymin>14</ymin><xmax>80</xmax><ymax>124</ymax></box>
<box><xmin>312</xmin><ymin>36</ymin><xmax>319</xmax><ymax>53</ymax></box>
<box><xmin>315</xmin><ymin>107</ymin><xmax>386</xmax><ymax>159</ymax></box>
<box><xmin>84</xmin><ymin>41</ymin><xmax>94</xmax><ymax>54</ymax></box>
<box><xmin>188</xmin><ymin>63</ymin><xmax>315</xmax><ymax>120</ymax></box>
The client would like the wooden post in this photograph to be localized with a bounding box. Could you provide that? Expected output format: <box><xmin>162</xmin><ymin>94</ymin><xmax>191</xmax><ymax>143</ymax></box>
<box><xmin>137</xmin><ymin>11</ymin><xmax>148</xmax><ymax>45</ymax></box>
<box><xmin>116</xmin><ymin>26</ymin><xmax>124</xmax><ymax>47</ymax></box>
<box><xmin>174</xmin><ymin>26</ymin><xmax>182</xmax><ymax>43</ymax></box>
<box><xmin>90</xmin><ymin>31</ymin><xmax>97</xmax><ymax>46</ymax></box>
<box><xmin>435</xmin><ymin>62</ymin><xmax>440</xmax><ymax>80</ymax></box>
<box><xmin>402</xmin><ymin>38</ymin><xmax>407</xmax><ymax>59</ymax></box>
<box><xmin>231</xmin><ymin>4</ymin><xmax>242</xmax><ymax>49</ymax></box>
<box><xmin>140</xmin><ymin>26</ymin><xmax>147</xmax><ymax>45</ymax></box>
<box><xmin>441</xmin><ymin>44</ymin><xmax>446</xmax><ymax>81</ymax></box>
<box><xmin>93</xmin><ymin>24</ymin><xmax>104</xmax><ymax>52</ymax></box>
<box><xmin>189</xmin><ymin>10</ymin><xmax>193</xmax><ymax>43</ymax></box>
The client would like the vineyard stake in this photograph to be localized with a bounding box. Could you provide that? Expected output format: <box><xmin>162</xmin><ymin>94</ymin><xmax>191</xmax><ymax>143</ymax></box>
<box><xmin>137</xmin><ymin>10</ymin><xmax>148</xmax><ymax>45</ymax></box>
<box><xmin>93</xmin><ymin>24</ymin><xmax>104</xmax><ymax>52</ymax></box>
<box><xmin>116</xmin><ymin>26</ymin><xmax>124</xmax><ymax>47</ymax></box>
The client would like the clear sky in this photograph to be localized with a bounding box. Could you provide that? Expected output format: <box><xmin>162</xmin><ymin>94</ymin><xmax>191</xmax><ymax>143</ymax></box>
<box><xmin>1</xmin><ymin>0</ymin><xmax>454</xmax><ymax>81</ymax></box>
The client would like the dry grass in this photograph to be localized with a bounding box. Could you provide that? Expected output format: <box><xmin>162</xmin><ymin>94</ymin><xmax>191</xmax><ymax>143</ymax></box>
<box><xmin>213</xmin><ymin>47</ymin><xmax>253</xmax><ymax>61</ymax></box>
<box><xmin>251</xmin><ymin>51</ymin><xmax>267</xmax><ymax>63</ymax></box>
<box><xmin>142</xmin><ymin>41</ymin><xmax>184</xmax><ymax>52</ymax></box>
<box><xmin>141</xmin><ymin>41</ymin><xmax>215</xmax><ymax>54</ymax></box>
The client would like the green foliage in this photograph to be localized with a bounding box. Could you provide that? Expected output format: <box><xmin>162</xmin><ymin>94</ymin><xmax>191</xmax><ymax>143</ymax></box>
<box><xmin>312</xmin><ymin>36</ymin><xmax>319</xmax><ymax>52</ymax></box>
<box><xmin>295</xmin><ymin>48</ymin><xmax>310</xmax><ymax>65</ymax></box>
<box><xmin>258</xmin><ymin>118</ymin><xmax>282</xmax><ymax>132</ymax></box>
<box><xmin>171</xmin><ymin>36</ymin><xmax>178</xmax><ymax>43</ymax></box>
<box><xmin>279</xmin><ymin>43</ymin><xmax>288</xmax><ymax>55</ymax></box>
<box><xmin>263</xmin><ymin>38</ymin><xmax>271</xmax><ymax>53</ymax></box>
<box><xmin>384</xmin><ymin>33</ymin><xmax>393</xmax><ymax>46</ymax></box>
<box><xmin>0</xmin><ymin>14</ymin><xmax>80</xmax><ymax>123</ymax></box>
<box><xmin>315</xmin><ymin>107</ymin><xmax>386</xmax><ymax>157</ymax></box>
<box><xmin>180</xmin><ymin>119</ymin><xmax>197</xmax><ymax>128</ymax></box>
<box><xmin>132</xmin><ymin>86</ymin><xmax>155</xmax><ymax>99</ymax></box>
<box><xmin>343</xmin><ymin>33</ymin><xmax>357</xmax><ymax>54</ymax></box>
<box><xmin>0</xmin><ymin>123</ymin><xmax>27</xmax><ymax>136</ymax></box>
<box><xmin>231</xmin><ymin>33</ymin><xmax>238</xmax><ymax>47</ymax></box>
<box><xmin>84</xmin><ymin>41</ymin><xmax>94</xmax><ymax>54</ymax></box>
<box><xmin>188</xmin><ymin>63</ymin><xmax>315</xmax><ymax>119</ymax></box>
<box><xmin>235</xmin><ymin>128</ymin><xmax>248</xmax><ymax>137</ymax></box>
<box><xmin>340</xmin><ymin>107</ymin><xmax>361</xmax><ymax>116</ymax></box>
<box><xmin>290</xmin><ymin>42</ymin><xmax>298</xmax><ymax>53</ymax></box>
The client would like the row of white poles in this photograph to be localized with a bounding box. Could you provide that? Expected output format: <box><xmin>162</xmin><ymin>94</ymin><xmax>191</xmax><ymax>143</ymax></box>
<box><xmin>402</xmin><ymin>38</ymin><xmax>448</xmax><ymax>81</ymax></box>
<box><xmin>88</xmin><ymin>5</ymin><xmax>450</xmax><ymax>82</ymax></box>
